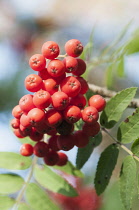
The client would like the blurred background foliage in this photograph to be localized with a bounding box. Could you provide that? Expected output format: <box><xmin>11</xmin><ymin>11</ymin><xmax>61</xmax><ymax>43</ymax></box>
<box><xmin>1</xmin><ymin>0</ymin><xmax>139</xmax><ymax>209</ymax></box>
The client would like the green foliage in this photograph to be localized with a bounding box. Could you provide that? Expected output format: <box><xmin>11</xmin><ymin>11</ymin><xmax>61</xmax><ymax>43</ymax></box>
<box><xmin>117</xmin><ymin>107</ymin><xmax>139</xmax><ymax>143</ymax></box>
<box><xmin>53</xmin><ymin>161</ymin><xmax>84</xmax><ymax>178</ymax></box>
<box><xmin>25</xmin><ymin>183</ymin><xmax>60</xmax><ymax>210</ymax></box>
<box><xmin>34</xmin><ymin>164</ymin><xmax>78</xmax><ymax>197</ymax></box>
<box><xmin>76</xmin><ymin>132</ymin><xmax>102</xmax><ymax>169</ymax></box>
<box><xmin>18</xmin><ymin>203</ymin><xmax>32</xmax><ymax>210</ymax></box>
<box><xmin>119</xmin><ymin>156</ymin><xmax>137</xmax><ymax>210</ymax></box>
<box><xmin>105</xmin><ymin>63</ymin><xmax>115</xmax><ymax>89</ymax></box>
<box><xmin>131</xmin><ymin>138</ymin><xmax>139</xmax><ymax>156</ymax></box>
<box><xmin>100</xmin><ymin>87</ymin><xmax>137</xmax><ymax>128</ymax></box>
<box><xmin>0</xmin><ymin>173</ymin><xmax>24</xmax><ymax>194</ymax></box>
<box><xmin>94</xmin><ymin>144</ymin><xmax>119</xmax><ymax>195</ymax></box>
<box><xmin>0</xmin><ymin>152</ymin><xmax>32</xmax><ymax>170</ymax></box>
<box><xmin>0</xmin><ymin>196</ymin><xmax>15</xmax><ymax>210</ymax></box>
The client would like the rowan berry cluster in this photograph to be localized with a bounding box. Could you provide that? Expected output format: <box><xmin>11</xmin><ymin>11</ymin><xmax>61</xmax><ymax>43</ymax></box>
<box><xmin>11</xmin><ymin>39</ymin><xmax>106</xmax><ymax>167</ymax></box>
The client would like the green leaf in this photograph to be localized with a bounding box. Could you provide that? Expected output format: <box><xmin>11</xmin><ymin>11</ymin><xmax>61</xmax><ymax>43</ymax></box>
<box><xmin>131</xmin><ymin>138</ymin><xmax>139</xmax><ymax>156</ymax></box>
<box><xmin>0</xmin><ymin>196</ymin><xmax>15</xmax><ymax>210</ymax></box>
<box><xmin>119</xmin><ymin>156</ymin><xmax>136</xmax><ymax>210</ymax></box>
<box><xmin>0</xmin><ymin>152</ymin><xmax>32</xmax><ymax>170</ymax></box>
<box><xmin>18</xmin><ymin>203</ymin><xmax>32</xmax><ymax>210</ymax></box>
<box><xmin>100</xmin><ymin>87</ymin><xmax>137</xmax><ymax>129</ymax></box>
<box><xmin>105</xmin><ymin>63</ymin><xmax>114</xmax><ymax>89</ymax></box>
<box><xmin>53</xmin><ymin>161</ymin><xmax>84</xmax><ymax>178</ymax></box>
<box><xmin>125</xmin><ymin>29</ymin><xmax>139</xmax><ymax>55</ymax></box>
<box><xmin>76</xmin><ymin>132</ymin><xmax>102</xmax><ymax>169</ymax></box>
<box><xmin>34</xmin><ymin>164</ymin><xmax>78</xmax><ymax>197</ymax></box>
<box><xmin>0</xmin><ymin>173</ymin><xmax>24</xmax><ymax>194</ymax></box>
<box><xmin>117</xmin><ymin>107</ymin><xmax>139</xmax><ymax>143</ymax></box>
<box><xmin>116</xmin><ymin>57</ymin><xmax>125</xmax><ymax>78</ymax></box>
<box><xmin>94</xmin><ymin>144</ymin><xmax>119</xmax><ymax>195</ymax></box>
<box><xmin>25</xmin><ymin>183</ymin><xmax>60</xmax><ymax>210</ymax></box>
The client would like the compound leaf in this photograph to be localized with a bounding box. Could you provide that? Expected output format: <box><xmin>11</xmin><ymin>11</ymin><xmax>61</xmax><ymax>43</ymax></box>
<box><xmin>53</xmin><ymin>161</ymin><xmax>84</xmax><ymax>178</ymax></box>
<box><xmin>117</xmin><ymin>108</ymin><xmax>139</xmax><ymax>143</ymax></box>
<box><xmin>25</xmin><ymin>183</ymin><xmax>60</xmax><ymax>210</ymax></box>
<box><xmin>100</xmin><ymin>87</ymin><xmax>137</xmax><ymax>129</ymax></box>
<box><xmin>119</xmin><ymin>156</ymin><xmax>136</xmax><ymax>210</ymax></box>
<box><xmin>0</xmin><ymin>173</ymin><xmax>24</xmax><ymax>194</ymax></box>
<box><xmin>0</xmin><ymin>152</ymin><xmax>32</xmax><ymax>170</ymax></box>
<box><xmin>94</xmin><ymin>144</ymin><xmax>119</xmax><ymax>195</ymax></box>
<box><xmin>0</xmin><ymin>196</ymin><xmax>15</xmax><ymax>210</ymax></box>
<box><xmin>76</xmin><ymin>132</ymin><xmax>102</xmax><ymax>169</ymax></box>
<box><xmin>34</xmin><ymin>165</ymin><xmax>78</xmax><ymax>197</ymax></box>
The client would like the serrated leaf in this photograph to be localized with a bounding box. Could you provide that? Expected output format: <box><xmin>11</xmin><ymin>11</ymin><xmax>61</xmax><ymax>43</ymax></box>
<box><xmin>0</xmin><ymin>152</ymin><xmax>32</xmax><ymax>170</ymax></box>
<box><xmin>76</xmin><ymin>132</ymin><xmax>102</xmax><ymax>169</ymax></box>
<box><xmin>119</xmin><ymin>156</ymin><xmax>136</xmax><ymax>210</ymax></box>
<box><xmin>100</xmin><ymin>87</ymin><xmax>137</xmax><ymax>129</ymax></box>
<box><xmin>94</xmin><ymin>144</ymin><xmax>119</xmax><ymax>195</ymax></box>
<box><xmin>117</xmin><ymin>107</ymin><xmax>139</xmax><ymax>143</ymax></box>
<box><xmin>0</xmin><ymin>173</ymin><xmax>24</xmax><ymax>194</ymax></box>
<box><xmin>34</xmin><ymin>165</ymin><xmax>78</xmax><ymax>197</ymax></box>
<box><xmin>18</xmin><ymin>203</ymin><xmax>33</xmax><ymax>210</ymax></box>
<box><xmin>131</xmin><ymin>138</ymin><xmax>139</xmax><ymax>156</ymax></box>
<box><xmin>25</xmin><ymin>183</ymin><xmax>60</xmax><ymax>210</ymax></box>
<box><xmin>0</xmin><ymin>196</ymin><xmax>15</xmax><ymax>210</ymax></box>
<box><xmin>53</xmin><ymin>161</ymin><xmax>84</xmax><ymax>178</ymax></box>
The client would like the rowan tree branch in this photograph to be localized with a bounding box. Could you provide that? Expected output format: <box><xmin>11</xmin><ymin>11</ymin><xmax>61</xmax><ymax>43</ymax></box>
<box><xmin>88</xmin><ymin>83</ymin><xmax>139</xmax><ymax>108</ymax></box>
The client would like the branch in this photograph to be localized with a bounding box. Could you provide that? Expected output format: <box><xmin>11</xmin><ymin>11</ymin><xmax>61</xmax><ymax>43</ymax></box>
<box><xmin>102</xmin><ymin>127</ymin><xmax>139</xmax><ymax>162</ymax></box>
<box><xmin>89</xmin><ymin>83</ymin><xmax>139</xmax><ymax>108</ymax></box>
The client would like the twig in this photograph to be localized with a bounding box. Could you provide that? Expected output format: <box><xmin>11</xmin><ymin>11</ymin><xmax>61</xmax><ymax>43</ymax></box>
<box><xmin>89</xmin><ymin>83</ymin><xmax>139</xmax><ymax>108</ymax></box>
<box><xmin>102</xmin><ymin>127</ymin><xmax>139</xmax><ymax>162</ymax></box>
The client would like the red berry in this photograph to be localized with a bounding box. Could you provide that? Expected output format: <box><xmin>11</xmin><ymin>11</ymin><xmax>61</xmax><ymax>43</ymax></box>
<box><xmin>12</xmin><ymin>105</ymin><xmax>23</xmax><ymax>119</ymax></box>
<box><xmin>33</xmin><ymin>90</ymin><xmax>51</xmax><ymax>109</ymax></box>
<box><xmin>57</xmin><ymin>134</ymin><xmax>75</xmax><ymax>151</ymax></box>
<box><xmin>20</xmin><ymin>113</ymin><xmax>31</xmax><ymax>128</ymax></box>
<box><xmin>19</xmin><ymin>94</ymin><xmax>35</xmax><ymax>114</ymax></box>
<box><xmin>76</xmin><ymin>77</ymin><xmax>89</xmax><ymax>94</ymax></box>
<box><xmin>72</xmin><ymin>58</ymin><xmax>86</xmax><ymax>76</ymax></box>
<box><xmin>51</xmin><ymin>91</ymin><xmax>69</xmax><ymax>110</ymax></box>
<box><xmin>44</xmin><ymin>150</ymin><xmax>59</xmax><ymax>166</ymax></box>
<box><xmin>45</xmin><ymin>109</ymin><xmax>63</xmax><ymax>127</ymax></box>
<box><xmin>60</xmin><ymin>76</ymin><xmax>81</xmax><ymax>97</ymax></box>
<box><xmin>65</xmin><ymin>39</ymin><xmax>83</xmax><ymax>57</ymax></box>
<box><xmin>82</xmin><ymin>121</ymin><xmax>100</xmax><ymax>137</ymax></box>
<box><xmin>29</xmin><ymin>127</ymin><xmax>44</xmax><ymax>142</ymax></box>
<box><xmin>43</xmin><ymin>78</ymin><xmax>59</xmax><ymax>95</ymax></box>
<box><xmin>25</xmin><ymin>74</ymin><xmax>43</xmax><ymax>92</ymax></box>
<box><xmin>89</xmin><ymin>95</ymin><xmax>106</xmax><ymax>112</ymax></box>
<box><xmin>20</xmin><ymin>143</ymin><xmax>33</xmax><ymax>156</ymax></box>
<box><xmin>13</xmin><ymin>128</ymin><xmax>25</xmax><ymax>138</ymax></box>
<box><xmin>11</xmin><ymin>118</ymin><xmax>20</xmax><ymax>129</ymax></box>
<box><xmin>47</xmin><ymin>59</ymin><xmax>65</xmax><ymax>78</ymax></box>
<box><xmin>56</xmin><ymin>120</ymin><xmax>74</xmax><ymax>135</ymax></box>
<box><xmin>33</xmin><ymin>142</ymin><xmax>49</xmax><ymax>157</ymax></box>
<box><xmin>57</xmin><ymin>152</ymin><xmax>68</xmax><ymax>166</ymax></box>
<box><xmin>69</xmin><ymin>94</ymin><xmax>86</xmax><ymax>109</ymax></box>
<box><xmin>82</xmin><ymin>106</ymin><xmax>99</xmax><ymax>124</ymax></box>
<box><xmin>64</xmin><ymin>105</ymin><xmax>81</xmax><ymax>123</ymax></box>
<box><xmin>38</xmin><ymin>68</ymin><xmax>50</xmax><ymax>80</ymax></box>
<box><xmin>47</xmin><ymin>135</ymin><xmax>59</xmax><ymax>151</ymax></box>
<box><xmin>28</xmin><ymin>108</ymin><xmax>45</xmax><ymax>127</ymax></box>
<box><xmin>63</xmin><ymin>56</ymin><xmax>78</xmax><ymax>73</ymax></box>
<box><xmin>73</xmin><ymin>130</ymin><xmax>89</xmax><ymax>148</ymax></box>
<box><xmin>19</xmin><ymin>124</ymin><xmax>31</xmax><ymax>136</ymax></box>
<box><xmin>42</xmin><ymin>41</ymin><xmax>60</xmax><ymax>59</ymax></box>
<box><xmin>29</xmin><ymin>54</ymin><xmax>46</xmax><ymax>71</ymax></box>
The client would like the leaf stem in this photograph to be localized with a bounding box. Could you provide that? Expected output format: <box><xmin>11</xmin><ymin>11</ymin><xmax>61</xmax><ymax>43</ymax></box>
<box><xmin>102</xmin><ymin>127</ymin><xmax>139</xmax><ymax>162</ymax></box>
<box><xmin>12</xmin><ymin>155</ymin><xmax>38</xmax><ymax>210</ymax></box>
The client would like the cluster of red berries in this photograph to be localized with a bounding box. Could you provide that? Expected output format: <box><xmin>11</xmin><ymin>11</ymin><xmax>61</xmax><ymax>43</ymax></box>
<box><xmin>11</xmin><ymin>39</ymin><xmax>106</xmax><ymax>167</ymax></box>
